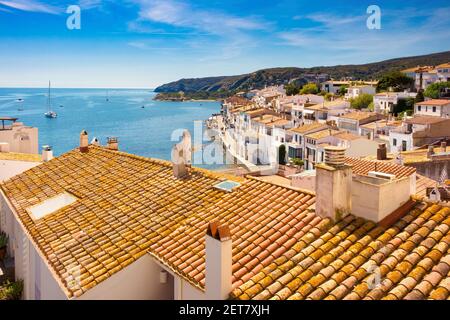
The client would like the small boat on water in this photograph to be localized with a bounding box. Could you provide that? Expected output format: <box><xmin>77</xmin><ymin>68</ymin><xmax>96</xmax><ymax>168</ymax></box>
<box><xmin>16</xmin><ymin>98</ymin><xmax>24</xmax><ymax>102</ymax></box>
<box><xmin>59</xmin><ymin>105</ymin><xmax>64</xmax><ymax>108</ymax></box>
<box><xmin>44</xmin><ymin>81</ymin><xmax>57</xmax><ymax>118</ymax></box>
<box><xmin>106</xmin><ymin>90</ymin><xmax>109</xmax><ymax>102</ymax></box>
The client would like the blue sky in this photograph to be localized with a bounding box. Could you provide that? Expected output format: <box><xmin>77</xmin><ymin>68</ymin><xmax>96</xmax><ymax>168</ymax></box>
<box><xmin>0</xmin><ymin>0</ymin><xmax>449</xmax><ymax>88</ymax></box>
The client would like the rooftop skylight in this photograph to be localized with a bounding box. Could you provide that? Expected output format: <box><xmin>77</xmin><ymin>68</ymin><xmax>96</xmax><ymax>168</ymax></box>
<box><xmin>213</xmin><ymin>180</ymin><xmax>241</xmax><ymax>192</ymax></box>
<box><xmin>27</xmin><ymin>192</ymin><xmax>78</xmax><ymax>220</ymax></box>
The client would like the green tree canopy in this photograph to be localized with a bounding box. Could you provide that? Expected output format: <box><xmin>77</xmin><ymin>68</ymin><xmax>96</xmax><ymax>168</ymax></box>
<box><xmin>376</xmin><ymin>71</ymin><xmax>414</xmax><ymax>92</ymax></box>
<box><xmin>350</xmin><ymin>93</ymin><xmax>373</xmax><ymax>110</ymax></box>
<box><xmin>337</xmin><ymin>85</ymin><xmax>348</xmax><ymax>96</ymax></box>
<box><xmin>415</xmin><ymin>90</ymin><xmax>425</xmax><ymax>103</ymax></box>
<box><xmin>300</xmin><ymin>83</ymin><xmax>319</xmax><ymax>94</ymax></box>
<box><xmin>424</xmin><ymin>81</ymin><xmax>450</xmax><ymax>99</ymax></box>
<box><xmin>393</xmin><ymin>97</ymin><xmax>415</xmax><ymax>115</ymax></box>
<box><xmin>285</xmin><ymin>83</ymin><xmax>301</xmax><ymax>96</ymax></box>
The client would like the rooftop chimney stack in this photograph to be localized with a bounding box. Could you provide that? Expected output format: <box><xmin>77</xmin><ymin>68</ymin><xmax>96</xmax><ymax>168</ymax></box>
<box><xmin>377</xmin><ymin>143</ymin><xmax>387</xmax><ymax>160</ymax></box>
<box><xmin>427</xmin><ymin>145</ymin><xmax>435</xmax><ymax>159</ymax></box>
<box><xmin>205</xmin><ymin>221</ymin><xmax>232</xmax><ymax>300</ymax></box>
<box><xmin>42</xmin><ymin>145</ymin><xmax>53</xmax><ymax>162</ymax></box>
<box><xmin>171</xmin><ymin>130</ymin><xmax>192</xmax><ymax>178</ymax></box>
<box><xmin>315</xmin><ymin>146</ymin><xmax>352</xmax><ymax>221</ymax></box>
<box><xmin>106</xmin><ymin>137</ymin><xmax>118</xmax><ymax>151</ymax></box>
<box><xmin>79</xmin><ymin>130</ymin><xmax>88</xmax><ymax>153</ymax></box>
<box><xmin>91</xmin><ymin>137</ymin><xmax>100</xmax><ymax>146</ymax></box>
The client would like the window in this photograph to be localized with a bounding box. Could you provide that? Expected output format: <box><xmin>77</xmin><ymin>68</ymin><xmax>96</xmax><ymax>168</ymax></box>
<box><xmin>288</xmin><ymin>146</ymin><xmax>302</xmax><ymax>159</ymax></box>
<box><xmin>433</xmin><ymin>106</ymin><xmax>436</xmax><ymax>112</ymax></box>
<box><xmin>393</xmin><ymin>138</ymin><xmax>397</xmax><ymax>146</ymax></box>
<box><xmin>418</xmin><ymin>106</ymin><xmax>421</xmax><ymax>111</ymax></box>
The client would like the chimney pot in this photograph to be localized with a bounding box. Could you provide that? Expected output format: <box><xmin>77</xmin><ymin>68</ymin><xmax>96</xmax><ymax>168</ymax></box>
<box><xmin>106</xmin><ymin>137</ymin><xmax>118</xmax><ymax>151</ymax></box>
<box><xmin>377</xmin><ymin>143</ymin><xmax>387</xmax><ymax>160</ymax></box>
<box><xmin>79</xmin><ymin>130</ymin><xmax>88</xmax><ymax>153</ymax></box>
<box><xmin>91</xmin><ymin>137</ymin><xmax>100</xmax><ymax>146</ymax></box>
<box><xmin>205</xmin><ymin>222</ymin><xmax>232</xmax><ymax>300</ymax></box>
<box><xmin>427</xmin><ymin>145</ymin><xmax>435</xmax><ymax>159</ymax></box>
<box><xmin>324</xmin><ymin>146</ymin><xmax>346</xmax><ymax>167</ymax></box>
<box><xmin>42</xmin><ymin>145</ymin><xmax>53</xmax><ymax>162</ymax></box>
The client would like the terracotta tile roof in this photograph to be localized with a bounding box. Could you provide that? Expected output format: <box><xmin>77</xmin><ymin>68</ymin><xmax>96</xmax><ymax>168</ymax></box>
<box><xmin>231</xmin><ymin>202</ymin><xmax>450</xmax><ymax>300</ymax></box>
<box><xmin>344</xmin><ymin>157</ymin><xmax>416</xmax><ymax>178</ymax></box>
<box><xmin>415</xmin><ymin>100</ymin><xmax>450</xmax><ymax>106</ymax></box>
<box><xmin>405</xmin><ymin>116</ymin><xmax>449</xmax><ymax>125</ymax></box>
<box><xmin>0</xmin><ymin>145</ymin><xmax>317</xmax><ymax>298</ymax></box>
<box><xmin>339</xmin><ymin>112</ymin><xmax>378</xmax><ymax>121</ymax></box>
<box><xmin>416</xmin><ymin>174</ymin><xmax>437</xmax><ymax>198</ymax></box>
<box><xmin>333</xmin><ymin>132</ymin><xmax>361</xmax><ymax>141</ymax></box>
<box><xmin>436</xmin><ymin>63</ymin><xmax>450</xmax><ymax>69</ymax></box>
<box><xmin>305</xmin><ymin>129</ymin><xmax>339</xmax><ymax>141</ymax></box>
<box><xmin>305</xmin><ymin>100</ymin><xmax>349</xmax><ymax>111</ymax></box>
<box><xmin>289</xmin><ymin>123</ymin><xmax>328</xmax><ymax>134</ymax></box>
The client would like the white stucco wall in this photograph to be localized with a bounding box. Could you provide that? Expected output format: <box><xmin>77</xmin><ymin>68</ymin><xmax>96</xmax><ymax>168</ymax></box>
<box><xmin>77</xmin><ymin>255</ymin><xmax>174</xmax><ymax>300</ymax></box>
<box><xmin>352</xmin><ymin>176</ymin><xmax>411</xmax><ymax>222</ymax></box>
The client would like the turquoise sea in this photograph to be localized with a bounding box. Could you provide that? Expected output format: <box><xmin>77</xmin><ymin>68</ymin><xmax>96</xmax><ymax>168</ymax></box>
<box><xmin>0</xmin><ymin>88</ymin><xmax>222</xmax><ymax>169</ymax></box>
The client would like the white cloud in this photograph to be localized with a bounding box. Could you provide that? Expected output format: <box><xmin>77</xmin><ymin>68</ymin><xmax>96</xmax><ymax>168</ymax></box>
<box><xmin>78</xmin><ymin>0</ymin><xmax>102</xmax><ymax>10</ymax></box>
<box><xmin>131</xmin><ymin>0</ymin><xmax>267</xmax><ymax>36</ymax></box>
<box><xmin>0</xmin><ymin>0</ymin><xmax>60</xmax><ymax>14</ymax></box>
<box><xmin>278</xmin><ymin>7</ymin><xmax>450</xmax><ymax>61</ymax></box>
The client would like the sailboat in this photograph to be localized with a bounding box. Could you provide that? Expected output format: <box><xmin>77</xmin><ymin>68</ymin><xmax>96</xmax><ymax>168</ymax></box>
<box><xmin>44</xmin><ymin>81</ymin><xmax>57</xmax><ymax>118</ymax></box>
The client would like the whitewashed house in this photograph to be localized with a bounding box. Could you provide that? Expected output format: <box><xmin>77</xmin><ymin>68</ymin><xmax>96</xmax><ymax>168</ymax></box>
<box><xmin>414</xmin><ymin>99</ymin><xmax>450</xmax><ymax>117</ymax></box>
<box><xmin>374</xmin><ymin>92</ymin><xmax>417</xmax><ymax>114</ymax></box>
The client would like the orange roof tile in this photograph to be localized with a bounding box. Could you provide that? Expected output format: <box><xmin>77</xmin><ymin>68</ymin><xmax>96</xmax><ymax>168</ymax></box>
<box><xmin>0</xmin><ymin>145</ymin><xmax>317</xmax><ymax>298</ymax></box>
<box><xmin>416</xmin><ymin>100</ymin><xmax>450</xmax><ymax>106</ymax></box>
<box><xmin>231</xmin><ymin>202</ymin><xmax>450</xmax><ymax>300</ymax></box>
<box><xmin>289</xmin><ymin>123</ymin><xmax>328</xmax><ymax>134</ymax></box>
<box><xmin>344</xmin><ymin>157</ymin><xmax>416</xmax><ymax>178</ymax></box>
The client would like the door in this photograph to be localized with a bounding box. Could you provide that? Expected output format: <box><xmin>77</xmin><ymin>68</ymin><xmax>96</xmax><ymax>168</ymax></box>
<box><xmin>402</xmin><ymin>140</ymin><xmax>407</xmax><ymax>151</ymax></box>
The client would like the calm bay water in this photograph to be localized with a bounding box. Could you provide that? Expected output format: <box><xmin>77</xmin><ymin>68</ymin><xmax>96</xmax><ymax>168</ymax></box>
<box><xmin>0</xmin><ymin>88</ymin><xmax>222</xmax><ymax>169</ymax></box>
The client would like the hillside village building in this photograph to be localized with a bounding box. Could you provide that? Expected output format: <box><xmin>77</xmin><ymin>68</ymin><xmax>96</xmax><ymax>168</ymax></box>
<box><xmin>389</xmin><ymin>116</ymin><xmax>450</xmax><ymax>152</ymax></box>
<box><xmin>374</xmin><ymin>92</ymin><xmax>417</xmax><ymax>114</ymax></box>
<box><xmin>0</xmin><ymin>117</ymin><xmax>38</xmax><ymax>154</ymax></box>
<box><xmin>414</xmin><ymin>100</ymin><xmax>450</xmax><ymax>118</ymax></box>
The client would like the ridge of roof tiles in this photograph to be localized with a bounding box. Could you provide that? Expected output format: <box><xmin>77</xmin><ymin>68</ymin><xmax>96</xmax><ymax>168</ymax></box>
<box><xmin>231</xmin><ymin>203</ymin><xmax>450</xmax><ymax>300</ymax></box>
<box><xmin>344</xmin><ymin>157</ymin><xmax>416</xmax><ymax>178</ymax></box>
<box><xmin>0</xmin><ymin>145</ymin><xmax>316</xmax><ymax>298</ymax></box>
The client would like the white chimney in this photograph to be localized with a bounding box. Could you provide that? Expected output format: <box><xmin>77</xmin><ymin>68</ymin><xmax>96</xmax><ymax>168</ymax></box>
<box><xmin>205</xmin><ymin>222</ymin><xmax>232</xmax><ymax>300</ymax></box>
<box><xmin>91</xmin><ymin>137</ymin><xmax>100</xmax><ymax>146</ymax></box>
<box><xmin>171</xmin><ymin>130</ymin><xmax>192</xmax><ymax>178</ymax></box>
<box><xmin>315</xmin><ymin>146</ymin><xmax>352</xmax><ymax>221</ymax></box>
<box><xmin>79</xmin><ymin>130</ymin><xmax>88</xmax><ymax>153</ymax></box>
<box><xmin>106</xmin><ymin>137</ymin><xmax>118</xmax><ymax>151</ymax></box>
<box><xmin>42</xmin><ymin>145</ymin><xmax>53</xmax><ymax>162</ymax></box>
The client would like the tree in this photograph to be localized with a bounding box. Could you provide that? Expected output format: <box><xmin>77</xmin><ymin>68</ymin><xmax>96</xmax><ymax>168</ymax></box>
<box><xmin>415</xmin><ymin>90</ymin><xmax>425</xmax><ymax>103</ymax></box>
<box><xmin>337</xmin><ymin>85</ymin><xmax>348</xmax><ymax>96</ymax></box>
<box><xmin>285</xmin><ymin>83</ymin><xmax>300</xmax><ymax>96</ymax></box>
<box><xmin>376</xmin><ymin>71</ymin><xmax>414</xmax><ymax>92</ymax></box>
<box><xmin>368</xmin><ymin>102</ymin><xmax>374</xmax><ymax>111</ymax></box>
<box><xmin>350</xmin><ymin>93</ymin><xmax>373</xmax><ymax>110</ymax></box>
<box><xmin>393</xmin><ymin>97</ymin><xmax>415</xmax><ymax>115</ymax></box>
<box><xmin>278</xmin><ymin>145</ymin><xmax>287</xmax><ymax>165</ymax></box>
<box><xmin>300</xmin><ymin>83</ymin><xmax>319</xmax><ymax>94</ymax></box>
<box><xmin>424</xmin><ymin>81</ymin><xmax>450</xmax><ymax>99</ymax></box>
